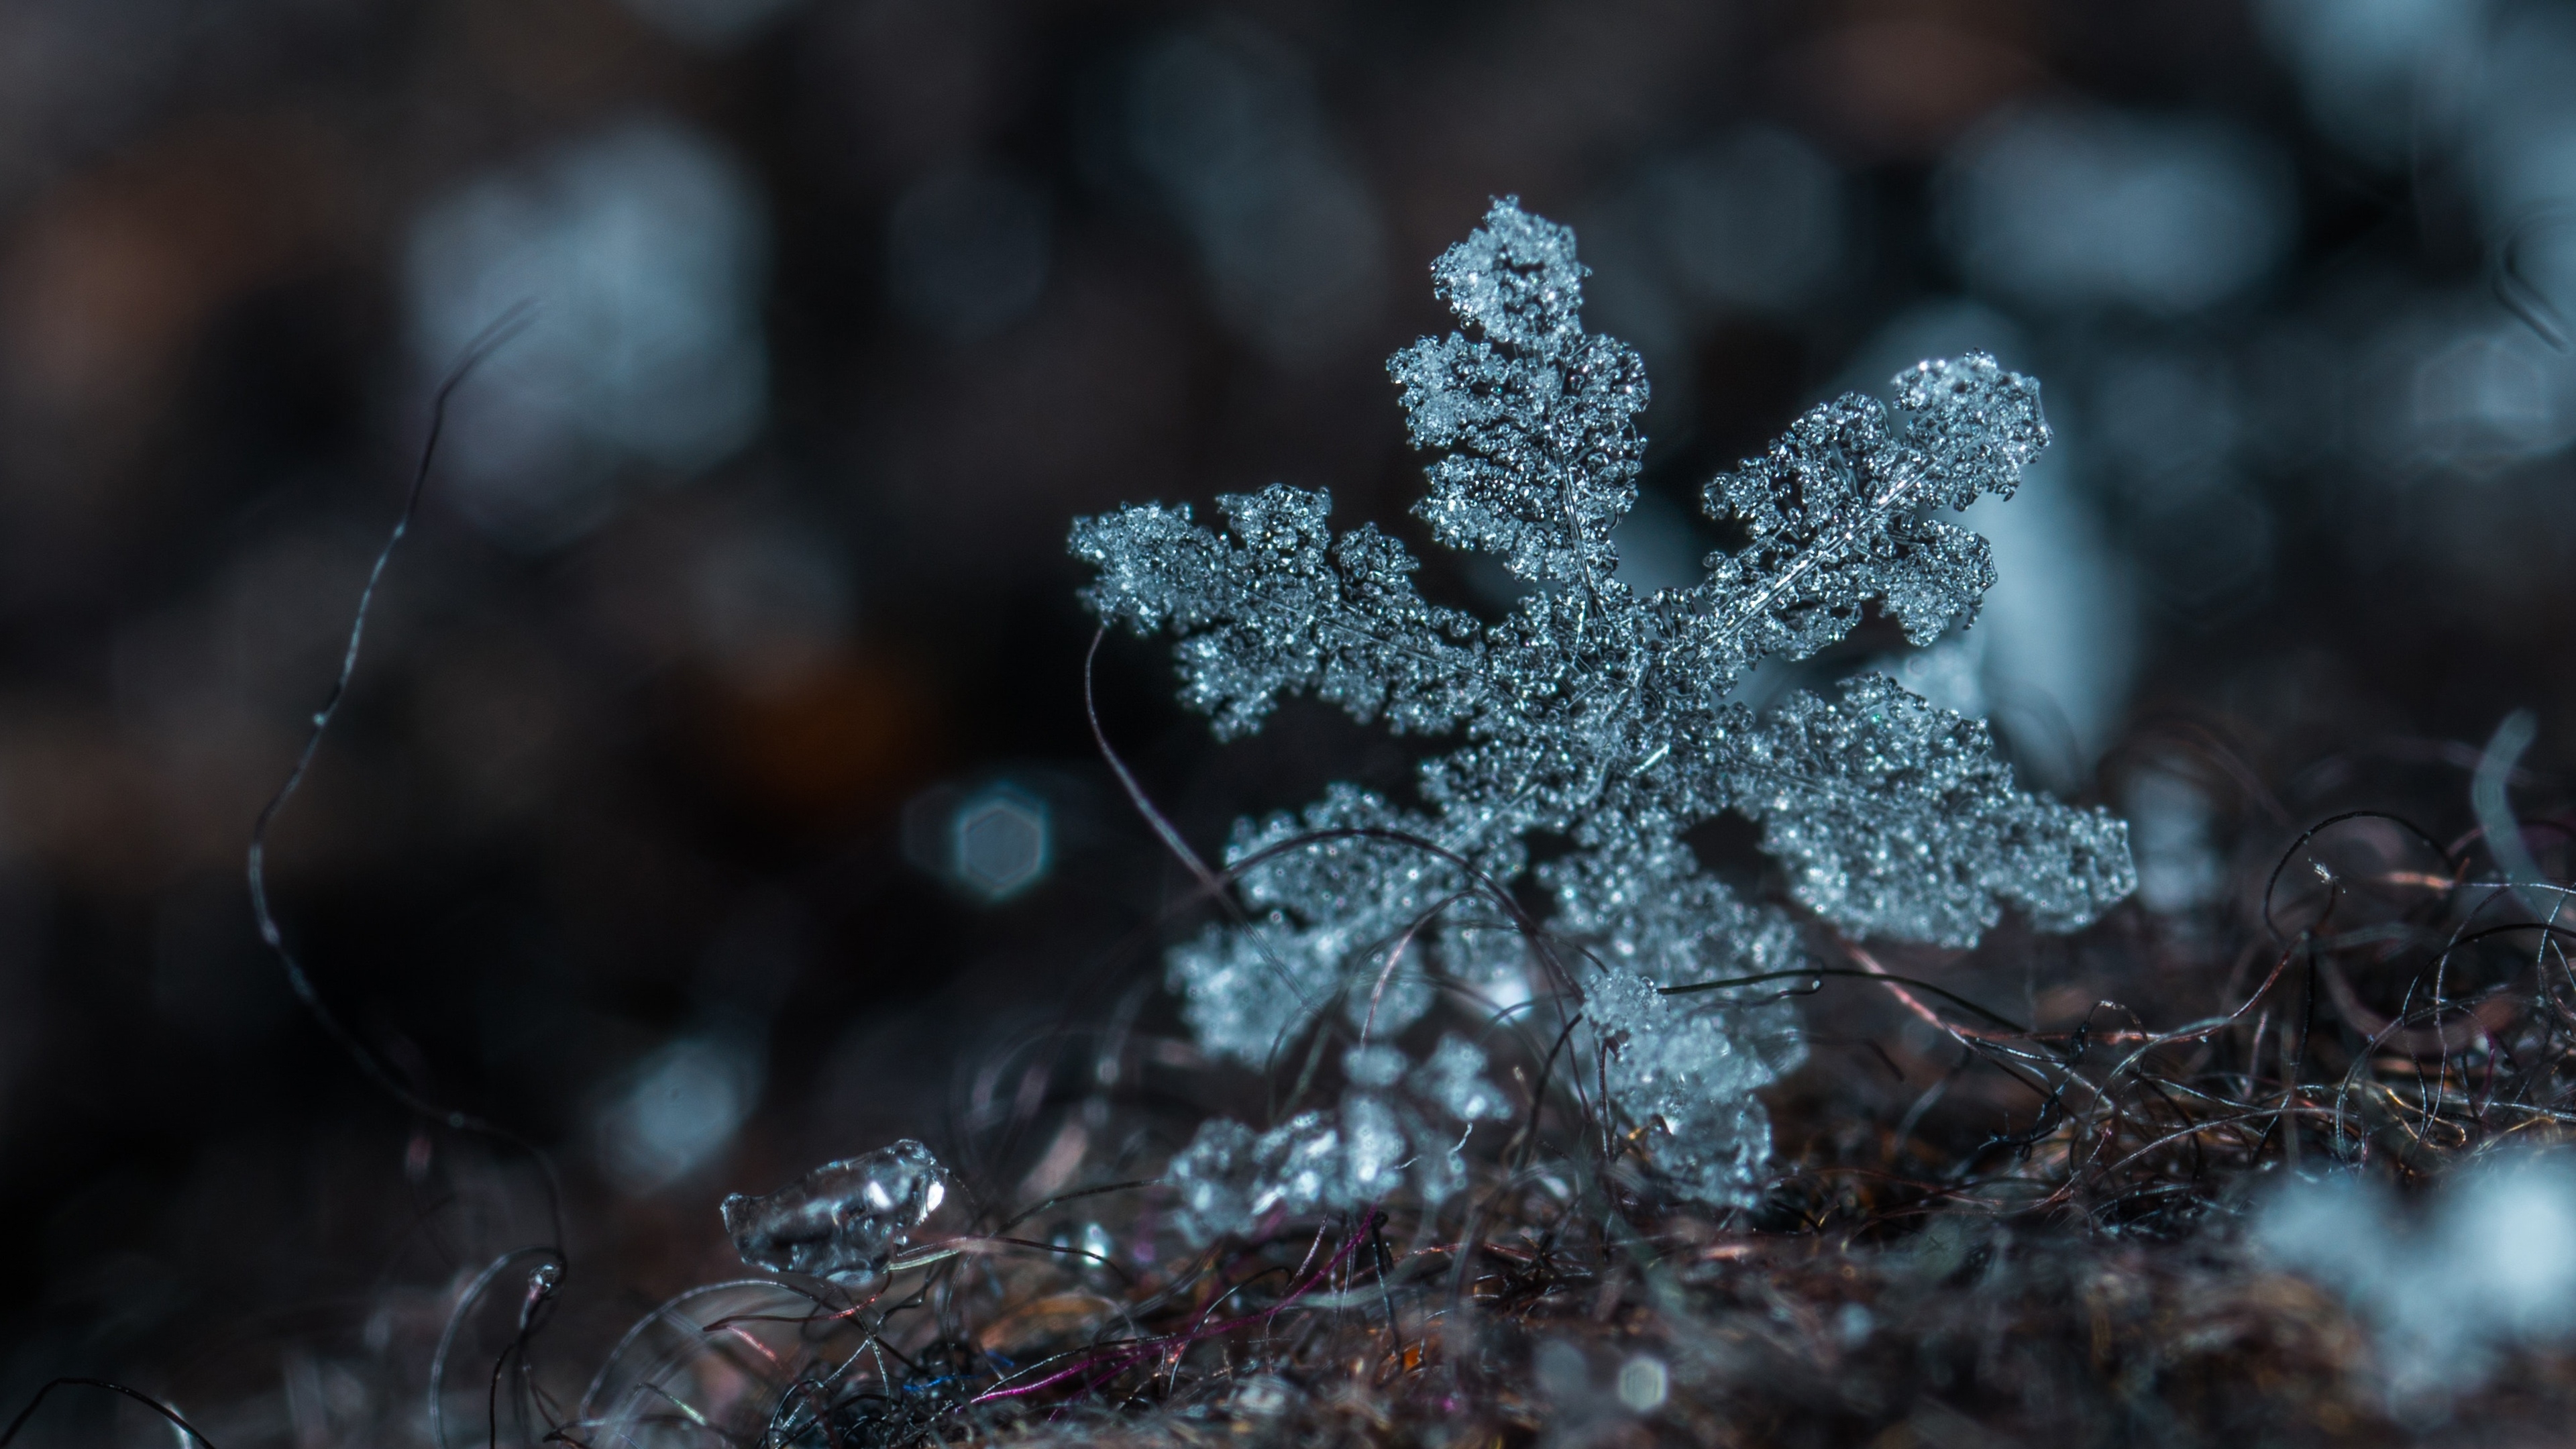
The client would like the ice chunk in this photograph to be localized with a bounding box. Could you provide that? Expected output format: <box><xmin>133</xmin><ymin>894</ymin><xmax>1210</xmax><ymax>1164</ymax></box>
<box><xmin>720</xmin><ymin>1140</ymin><xmax>955</xmax><ymax>1281</ymax></box>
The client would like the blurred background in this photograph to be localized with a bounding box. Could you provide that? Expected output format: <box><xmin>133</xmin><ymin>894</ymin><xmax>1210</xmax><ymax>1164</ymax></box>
<box><xmin>3</xmin><ymin>0</ymin><xmax>2576</xmax><ymax>1428</ymax></box>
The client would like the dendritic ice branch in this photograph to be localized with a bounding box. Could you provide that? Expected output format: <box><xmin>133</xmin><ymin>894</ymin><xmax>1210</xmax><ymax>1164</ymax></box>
<box><xmin>1071</xmin><ymin>199</ymin><xmax>2135</xmax><ymax>1220</ymax></box>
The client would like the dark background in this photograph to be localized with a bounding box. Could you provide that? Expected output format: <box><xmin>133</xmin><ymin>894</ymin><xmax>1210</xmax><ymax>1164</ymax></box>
<box><xmin>2</xmin><ymin>0</ymin><xmax>2573</xmax><ymax>1430</ymax></box>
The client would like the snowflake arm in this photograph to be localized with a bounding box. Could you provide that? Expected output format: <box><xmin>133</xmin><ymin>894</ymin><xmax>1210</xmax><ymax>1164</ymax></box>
<box><xmin>1674</xmin><ymin>353</ymin><xmax>2049</xmax><ymax>692</ymax></box>
<box><xmin>1071</xmin><ymin>483</ymin><xmax>1486</xmax><ymax>739</ymax></box>
<box><xmin>1167</xmin><ymin>785</ymin><xmax>1474</xmax><ymax>1063</ymax></box>
<box><xmin>1728</xmin><ymin>674</ymin><xmax>2137</xmax><ymax>946</ymax></box>
<box><xmin>1389</xmin><ymin>199</ymin><xmax>1646</xmax><ymax>588</ymax></box>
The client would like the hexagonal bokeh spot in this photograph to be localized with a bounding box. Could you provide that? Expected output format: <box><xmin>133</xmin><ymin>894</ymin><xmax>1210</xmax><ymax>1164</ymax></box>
<box><xmin>950</xmin><ymin>786</ymin><xmax>1051</xmax><ymax>901</ymax></box>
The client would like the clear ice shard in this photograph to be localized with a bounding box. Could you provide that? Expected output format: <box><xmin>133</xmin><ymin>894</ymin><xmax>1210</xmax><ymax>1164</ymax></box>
<box><xmin>720</xmin><ymin>1139</ymin><xmax>956</xmax><ymax>1282</ymax></box>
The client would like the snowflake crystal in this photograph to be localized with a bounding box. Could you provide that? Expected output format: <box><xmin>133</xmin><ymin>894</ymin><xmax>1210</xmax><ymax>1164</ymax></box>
<box><xmin>1072</xmin><ymin>199</ymin><xmax>2135</xmax><ymax>1218</ymax></box>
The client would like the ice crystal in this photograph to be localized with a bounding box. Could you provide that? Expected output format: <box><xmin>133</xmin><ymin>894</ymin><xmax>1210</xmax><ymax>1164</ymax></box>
<box><xmin>721</xmin><ymin>1139</ymin><xmax>957</xmax><ymax>1282</ymax></box>
<box><xmin>1583</xmin><ymin>969</ymin><xmax>1802</xmax><ymax>1207</ymax></box>
<box><xmin>1167</xmin><ymin>1036</ymin><xmax>1509</xmax><ymax>1245</ymax></box>
<box><xmin>1073</xmin><ymin>199</ymin><xmax>2135</xmax><ymax>1212</ymax></box>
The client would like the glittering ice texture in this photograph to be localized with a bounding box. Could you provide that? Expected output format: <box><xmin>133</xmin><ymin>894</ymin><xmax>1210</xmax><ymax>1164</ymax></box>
<box><xmin>1391</xmin><ymin>199</ymin><xmax>1644</xmax><ymax>588</ymax></box>
<box><xmin>1073</xmin><ymin>199</ymin><xmax>2135</xmax><ymax>1210</ymax></box>
<box><xmin>1583</xmin><ymin>970</ymin><xmax>1802</xmax><ymax>1208</ymax></box>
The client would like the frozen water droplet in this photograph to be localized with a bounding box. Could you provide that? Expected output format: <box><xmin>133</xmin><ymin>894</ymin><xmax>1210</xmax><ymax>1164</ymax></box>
<box><xmin>720</xmin><ymin>1139</ymin><xmax>957</xmax><ymax>1282</ymax></box>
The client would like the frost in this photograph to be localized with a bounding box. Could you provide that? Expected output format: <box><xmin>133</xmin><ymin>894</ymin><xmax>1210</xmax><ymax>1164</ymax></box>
<box><xmin>1165</xmin><ymin>1036</ymin><xmax>1507</xmax><ymax>1245</ymax></box>
<box><xmin>1073</xmin><ymin>199</ymin><xmax>2136</xmax><ymax>1212</ymax></box>
<box><xmin>720</xmin><ymin>1139</ymin><xmax>957</xmax><ymax>1282</ymax></box>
